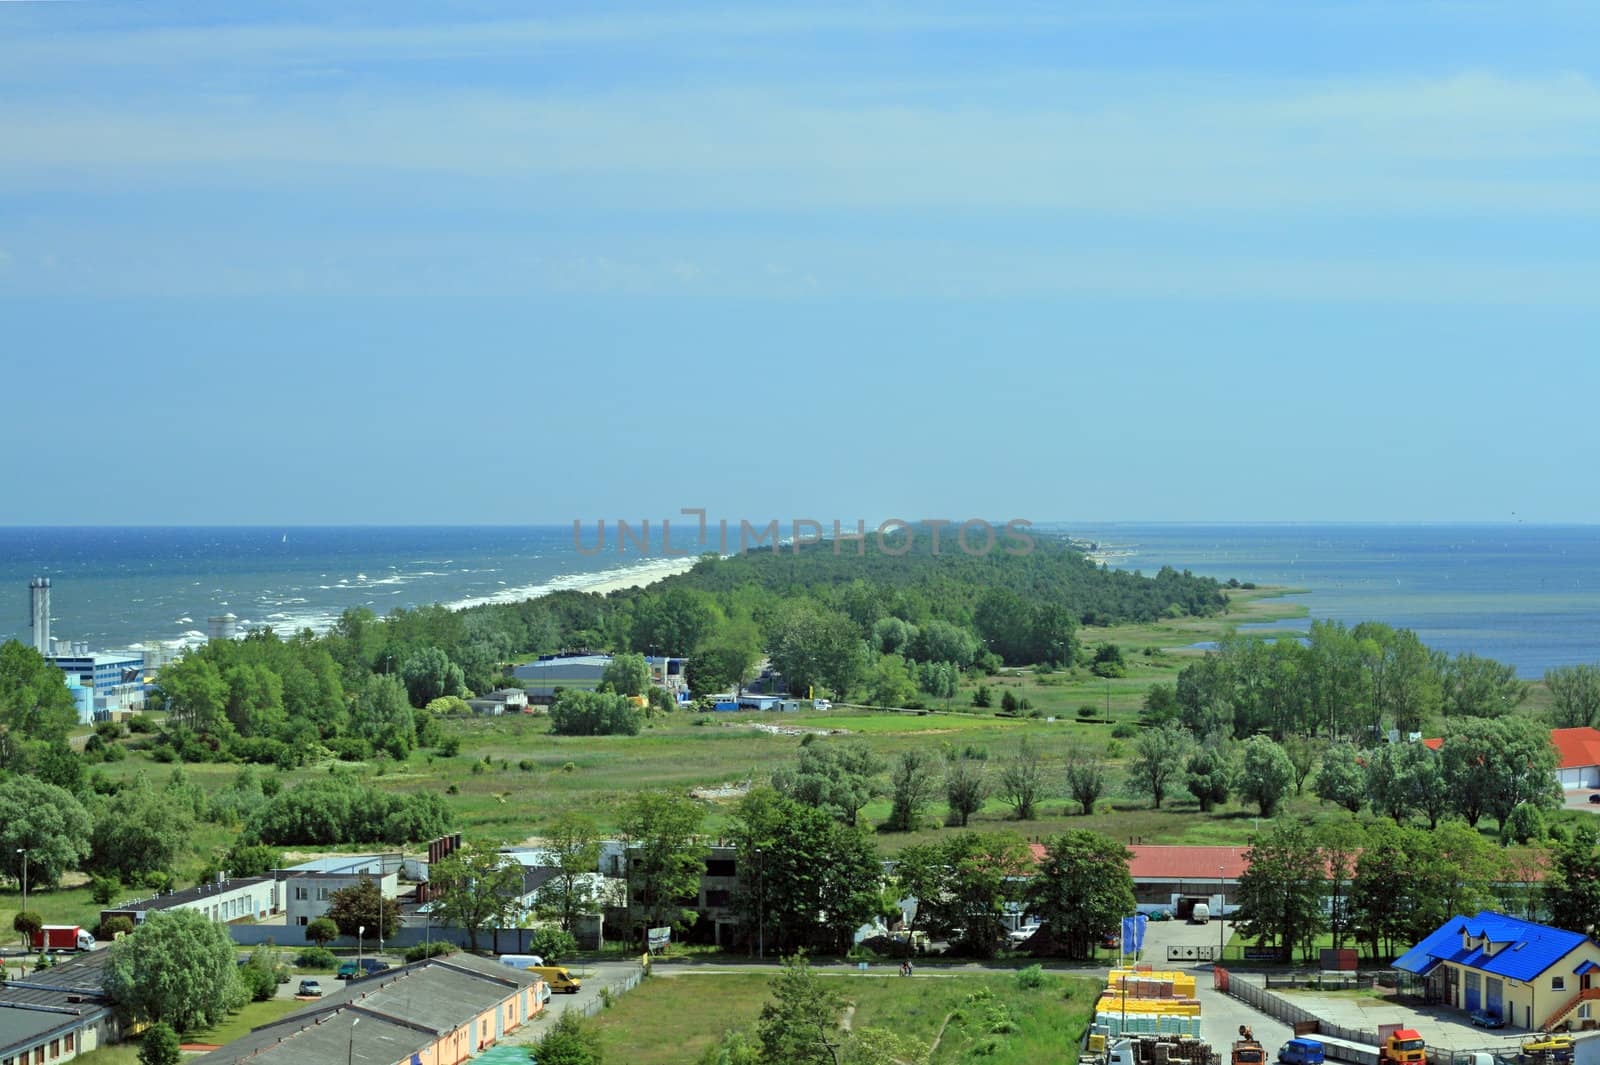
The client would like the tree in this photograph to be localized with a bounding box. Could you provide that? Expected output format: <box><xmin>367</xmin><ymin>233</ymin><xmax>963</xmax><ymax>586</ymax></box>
<box><xmin>1141</xmin><ymin>683</ymin><xmax>1180</xmax><ymax>727</ymax></box>
<box><xmin>549</xmin><ymin>689</ymin><xmax>642</xmax><ymax>737</ymax></box>
<box><xmin>772</xmin><ymin>742</ymin><xmax>883</xmax><ymax>825</ymax></box>
<box><xmin>541</xmin><ymin>812</ymin><xmax>604</xmax><ymax>932</ymax></box>
<box><xmin>601</xmin><ymin>653</ymin><xmax>651</xmax><ymax>697</ymax></box>
<box><xmin>1441</xmin><ymin>652</ymin><xmax>1525</xmax><ymax>718</ymax></box>
<box><xmin>944</xmin><ymin>752</ymin><xmax>987</xmax><ymax>827</ymax></box>
<box><xmin>326</xmin><ymin>877</ymin><xmax>400</xmax><ymax>940</ymax></box>
<box><xmin>1349</xmin><ymin>820</ymin><xmax>1412</xmax><ymax>958</ymax></box>
<box><xmin>150</xmin><ymin>653</ymin><xmax>230</xmax><ymax>740</ymax></box>
<box><xmin>0</xmin><ymin>777</ymin><xmax>93</xmax><ymax>888</ymax></box>
<box><xmin>306</xmin><ymin>917</ymin><xmax>338</xmax><ymax>947</ymax></box>
<box><xmin>619</xmin><ymin>790</ymin><xmax>706</xmax><ymax>940</ymax></box>
<box><xmin>1547</xmin><ymin>664</ymin><xmax>1600</xmax><ymax>729</ymax></box>
<box><xmin>1183</xmin><ymin>745</ymin><xmax>1233</xmax><ymax>812</ymax></box>
<box><xmin>0</xmin><ymin>642</ymin><xmax>77</xmax><ymax>757</ymax></box>
<box><xmin>688</xmin><ymin>621</ymin><xmax>763</xmax><ymax>697</ymax></box>
<box><xmin>13</xmin><ymin>911</ymin><xmax>42</xmax><ymax>950</ymax></box>
<box><xmin>1063</xmin><ymin>747</ymin><xmax>1106</xmax><ymax>815</ymax></box>
<box><xmin>105</xmin><ymin>909</ymin><xmax>243</xmax><ymax>1032</ymax></box>
<box><xmin>845</xmin><ymin>1028</ymin><xmax>931</xmax><ymax>1065</ymax></box>
<box><xmin>1545</xmin><ymin>821</ymin><xmax>1600</xmax><ymax>936</ymax></box>
<box><xmin>138</xmin><ymin>1022</ymin><xmax>182</xmax><ymax>1065</ymax></box>
<box><xmin>400</xmin><ymin>647</ymin><xmax>467</xmax><ymax>707</ymax></box>
<box><xmin>894</xmin><ymin>833</ymin><xmax>1033</xmax><ymax>957</ymax></box>
<box><xmin>353</xmin><ymin>673</ymin><xmax>417</xmax><ymax>757</ymax></box>
<box><xmin>221</xmin><ymin>841</ymin><xmax>280</xmax><ymax>879</ymax></box>
<box><xmin>428</xmin><ymin>845</ymin><xmax>524</xmax><ymax>951</ymax></box>
<box><xmin>910</xmin><ymin>620</ymin><xmax>978</xmax><ymax>669</ymax></box>
<box><xmin>1440</xmin><ymin>717</ymin><xmax>1560</xmax><ymax>830</ymax></box>
<box><xmin>885</xmin><ymin>749</ymin><xmax>937</xmax><ymax>832</ymax></box>
<box><xmin>765</xmin><ymin>603</ymin><xmax>868</xmax><ymax>699</ymax></box>
<box><xmin>1284</xmin><ymin>737</ymin><xmax>1318</xmax><ymax>794</ymax></box>
<box><xmin>1235</xmin><ymin>822</ymin><xmax>1325</xmax><ymax>963</ymax></box>
<box><xmin>1365</xmin><ymin>744</ymin><xmax>1414</xmax><ymax>822</ymax></box>
<box><xmin>996</xmin><ymin>738</ymin><xmax>1044</xmax><ymax>820</ymax></box>
<box><xmin>1314</xmin><ymin>742</ymin><xmax>1366</xmax><ymax>813</ymax></box>
<box><xmin>630</xmin><ymin>587</ymin><xmax>719</xmax><ymax>658</ymax></box>
<box><xmin>867</xmin><ymin>654</ymin><xmax>916</xmax><ymax>709</ymax></box>
<box><xmin>1316</xmin><ymin>819</ymin><xmax>1364</xmax><ymax>950</ymax></box>
<box><xmin>1127</xmin><ymin>724</ymin><xmax>1190</xmax><ymax>809</ymax></box>
<box><xmin>529</xmin><ymin>927</ymin><xmax>579</xmax><ymax>963</ymax></box>
<box><xmin>88</xmin><ymin>774</ymin><xmax>192</xmax><ymax>881</ymax></box>
<box><xmin>757</xmin><ymin>956</ymin><xmax>844</xmax><ymax>1065</ymax></box>
<box><xmin>733</xmin><ymin>790</ymin><xmax>881</xmax><ymax>954</ymax></box>
<box><xmin>1029</xmin><ymin>831</ymin><xmax>1135</xmax><ymax>960</ymax></box>
<box><xmin>537</xmin><ymin>1009</ymin><xmax>605</xmax><ymax>1065</ymax></box>
<box><xmin>1237</xmin><ymin>735</ymin><xmax>1295</xmax><ymax>817</ymax></box>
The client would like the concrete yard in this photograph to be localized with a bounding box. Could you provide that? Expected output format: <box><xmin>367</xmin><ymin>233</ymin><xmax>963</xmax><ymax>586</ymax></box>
<box><xmin>1257</xmin><ymin>983</ymin><xmax>1527</xmax><ymax>1055</ymax></box>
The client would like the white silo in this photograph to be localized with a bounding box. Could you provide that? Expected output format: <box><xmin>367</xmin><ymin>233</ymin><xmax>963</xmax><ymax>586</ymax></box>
<box><xmin>207</xmin><ymin>613</ymin><xmax>238</xmax><ymax>641</ymax></box>
<box><xmin>29</xmin><ymin>577</ymin><xmax>50</xmax><ymax>655</ymax></box>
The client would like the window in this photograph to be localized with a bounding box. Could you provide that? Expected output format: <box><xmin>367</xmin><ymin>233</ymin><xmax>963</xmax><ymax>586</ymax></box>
<box><xmin>63</xmin><ymin>1036</ymin><xmax>72</xmax><ymax>1053</ymax></box>
<box><xmin>49</xmin><ymin>1041</ymin><xmax>58</xmax><ymax>1058</ymax></box>
<box><xmin>294</xmin><ymin>886</ymin><xmax>308</xmax><ymax>901</ymax></box>
<box><xmin>1553</xmin><ymin>976</ymin><xmax>1567</xmax><ymax>992</ymax></box>
<box><xmin>1581</xmin><ymin>1004</ymin><xmax>1593</xmax><ymax>1020</ymax></box>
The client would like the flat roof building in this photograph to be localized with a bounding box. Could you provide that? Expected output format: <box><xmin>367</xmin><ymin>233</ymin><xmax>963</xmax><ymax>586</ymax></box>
<box><xmin>279</xmin><ymin>855</ymin><xmax>401</xmax><ymax>929</ymax></box>
<box><xmin>0</xmin><ymin>949</ymin><xmax>119</xmax><ymax>1065</ymax></box>
<box><xmin>100</xmin><ymin>874</ymin><xmax>279</xmax><ymax>927</ymax></box>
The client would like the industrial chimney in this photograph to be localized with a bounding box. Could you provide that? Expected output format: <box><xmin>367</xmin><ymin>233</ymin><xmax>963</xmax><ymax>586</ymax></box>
<box><xmin>29</xmin><ymin>578</ymin><xmax>50</xmax><ymax>656</ymax></box>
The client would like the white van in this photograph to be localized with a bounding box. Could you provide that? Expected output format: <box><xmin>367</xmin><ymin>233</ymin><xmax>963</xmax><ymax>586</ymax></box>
<box><xmin>1191</xmin><ymin>903</ymin><xmax>1211</xmax><ymax>925</ymax></box>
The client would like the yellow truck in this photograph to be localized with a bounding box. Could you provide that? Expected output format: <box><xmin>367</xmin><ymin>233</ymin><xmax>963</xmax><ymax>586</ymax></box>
<box><xmin>529</xmin><ymin>965</ymin><xmax>583</xmax><ymax>994</ymax></box>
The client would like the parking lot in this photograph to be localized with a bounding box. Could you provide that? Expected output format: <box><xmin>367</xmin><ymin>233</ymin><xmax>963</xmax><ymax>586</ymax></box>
<box><xmin>1139</xmin><ymin>914</ymin><xmax>1233</xmax><ymax>968</ymax></box>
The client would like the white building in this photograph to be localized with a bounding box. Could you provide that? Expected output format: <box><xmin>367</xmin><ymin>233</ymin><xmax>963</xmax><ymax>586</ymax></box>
<box><xmin>279</xmin><ymin>855</ymin><xmax>401</xmax><ymax>928</ymax></box>
<box><xmin>101</xmin><ymin>875</ymin><xmax>280</xmax><ymax>927</ymax></box>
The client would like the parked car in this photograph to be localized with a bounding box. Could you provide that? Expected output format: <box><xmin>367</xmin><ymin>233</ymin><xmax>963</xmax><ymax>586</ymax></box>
<box><xmin>298</xmin><ymin>979</ymin><xmax>323</xmax><ymax>997</ymax></box>
<box><xmin>1587</xmin><ymin>793</ymin><xmax>1600</xmax><ymax>804</ymax></box>
<box><xmin>359</xmin><ymin>959</ymin><xmax>390</xmax><ymax>975</ymax></box>
<box><xmin>1469</xmin><ymin>1009</ymin><xmax>1505</xmax><ymax>1029</ymax></box>
<box><xmin>1148</xmin><ymin>910</ymin><xmax>1173</xmax><ymax>922</ymax></box>
<box><xmin>337</xmin><ymin>961</ymin><xmax>359</xmax><ymax>980</ymax></box>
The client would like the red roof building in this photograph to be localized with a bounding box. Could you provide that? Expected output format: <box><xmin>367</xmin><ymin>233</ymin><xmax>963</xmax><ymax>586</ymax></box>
<box><xmin>1419</xmin><ymin>726</ymin><xmax>1600</xmax><ymax>789</ymax></box>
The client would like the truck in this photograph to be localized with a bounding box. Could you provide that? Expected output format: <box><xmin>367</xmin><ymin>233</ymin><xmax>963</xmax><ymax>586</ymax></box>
<box><xmin>1105</xmin><ymin>1036</ymin><xmax>1220</xmax><ymax>1065</ymax></box>
<box><xmin>1233</xmin><ymin>1026</ymin><xmax>1266</xmax><ymax>1065</ymax></box>
<box><xmin>529</xmin><ymin>965</ymin><xmax>582</xmax><ymax>993</ymax></box>
<box><xmin>1380</xmin><ymin>1029</ymin><xmax>1426</xmax><ymax>1065</ymax></box>
<box><xmin>31</xmin><ymin>926</ymin><xmax>95</xmax><ymax>952</ymax></box>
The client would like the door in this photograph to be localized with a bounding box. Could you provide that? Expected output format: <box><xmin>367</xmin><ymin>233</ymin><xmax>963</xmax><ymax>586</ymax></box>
<box><xmin>1486</xmin><ymin>977</ymin><xmax>1504</xmax><ymax>1019</ymax></box>
<box><xmin>1465</xmin><ymin>972</ymin><xmax>1481</xmax><ymax>1012</ymax></box>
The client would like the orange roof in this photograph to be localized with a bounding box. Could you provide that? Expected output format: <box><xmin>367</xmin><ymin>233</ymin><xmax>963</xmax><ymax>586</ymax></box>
<box><xmin>1421</xmin><ymin>737</ymin><xmax>1443</xmax><ymax>751</ymax></box>
<box><xmin>1550</xmin><ymin>727</ymin><xmax>1600</xmax><ymax>770</ymax></box>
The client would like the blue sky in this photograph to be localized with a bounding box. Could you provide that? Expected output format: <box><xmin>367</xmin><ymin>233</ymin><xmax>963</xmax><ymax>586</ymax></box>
<box><xmin>3</xmin><ymin>2</ymin><xmax>1599</xmax><ymax>524</ymax></box>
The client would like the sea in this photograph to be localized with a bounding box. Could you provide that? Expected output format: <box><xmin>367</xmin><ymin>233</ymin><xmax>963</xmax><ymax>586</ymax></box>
<box><xmin>0</xmin><ymin>524</ymin><xmax>1595</xmax><ymax>678</ymax></box>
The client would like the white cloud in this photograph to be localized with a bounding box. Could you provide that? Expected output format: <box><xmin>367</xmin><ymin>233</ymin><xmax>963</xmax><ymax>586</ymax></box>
<box><xmin>2</xmin><ymin>71</ymin><xmax>1598</xmax><ymax>217</ymax></box>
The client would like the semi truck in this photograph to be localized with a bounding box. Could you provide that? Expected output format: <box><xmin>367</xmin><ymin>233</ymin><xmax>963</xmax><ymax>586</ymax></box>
<box><xmin>31</xmin><ymin>926</ymin><xmax>96</xmax><ymax>952</ymax></box>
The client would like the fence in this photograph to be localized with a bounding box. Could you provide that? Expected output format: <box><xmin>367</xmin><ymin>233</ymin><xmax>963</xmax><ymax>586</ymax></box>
<box><xmin>1215</xmin><ymin>968</ymin><xmax>1385</xmax><ymax>1049</ymax></box>
<box><xmin>568</xmin><ymin>966</ymin><xmax>646</xmax><ymax>1020</ymax></box>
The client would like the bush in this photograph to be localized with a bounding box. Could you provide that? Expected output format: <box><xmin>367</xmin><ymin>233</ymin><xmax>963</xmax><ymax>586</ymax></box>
<box><xmin>127</xmin><ymin>715</ymin><xmax>156</xmax><ymax>734</ymax></box>
<box><xmin>529</xmin><ymin>927</ymin><xmax>578</xmax><ymax>964</ymax></box>
<box><xmin>91</xmin><ymin>874</ymin><xmax>122</xmax><ymax>906</ymax></box>
<box><xmin>537</xmin><ymin>1009</ymin><xmax>603</xmax><ymax>1065</ymax></box>
<box><xmin>242</xmin><ymin>962</ymin><xmax>277</xmax><ymax>1002</ymax></box>
<box><xmin>549</xmin><ymin>690</ymin><xmax>641</xmax><ymax>737</ymax></box>
<box><xmin>100</xmin><ymin>916</ymin><xmax>134</xmax><ymax>940</ymax></box>
<box><xmin>436</xmin><ymin>735</ymin><xmax>462</xmax><ymax>757</ymax></box>
<box><xmin>1015</xmin><ymin>964</ymin><xmax>1046</xmax><ymax>990</ymax></box>
<box><xmin>402</xmin><ymin>940</ymin><xmax>456</xmax><ymax>963</ymax></box>
<box><xmin>138</xmin><ymin>1022</ymin><xmax>181</xmax><ymax>1065</ymax></box>
<box><xmin>295</xmin><ymin>947</ymin><xmax>339</xmax><ymax>969</ymax></box>
<box><xmin>1111</xmin><ymin>723</ymin><xmax>1137</xmax><ymax>739</ymax></box>
<box><xmin>306</xmin><ymin>917</ymin><xmax>339</xmax><ymax>947</ymax></box>
<box><xmin>1077</xmin><ymin>704</ymin><xmax>1096</xmax><ymax>719</ymax></box>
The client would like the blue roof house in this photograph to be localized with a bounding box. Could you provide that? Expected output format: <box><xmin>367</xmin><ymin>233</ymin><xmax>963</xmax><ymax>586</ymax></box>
<box><xmin>1394</xmin><ymin>911</ymin><xmax>1600</xmax><ymax>1032</ymax></box>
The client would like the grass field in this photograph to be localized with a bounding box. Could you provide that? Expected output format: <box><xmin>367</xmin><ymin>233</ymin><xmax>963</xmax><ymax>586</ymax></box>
<box><xmin>593</xmin><ymin>968</ymin><xmax>1100</xmax><ymax>1065</ymax></box>
<box><xmin>1</xmin><ymin>583</ymin><xmax>1556</xmax><ymax>932</ymax></box>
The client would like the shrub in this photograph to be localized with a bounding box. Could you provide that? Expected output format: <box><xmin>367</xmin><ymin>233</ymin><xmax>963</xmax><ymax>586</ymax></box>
<box><xmin>436</xmin><ymin>736</ymin><xmax>462</xmax><ymax>757</ymax></box>
<box><xmin>100</xmin><ymin>916</ymin><xmax>134</xmax><ymax>940</ymax></box>
<box><xmin>529</xmin><ymin>927</ymin><xmax>578</xmax><ymax>964</ymax></box>
<box><xmin>519</xmin><ymin>759</ymin><xmax>535</xmax><ymax>771</ymax></box>
<box><xmin>1015</xmin><ymin>964</ymin><xmax>1046</xmax><ymax>990</ymax></box>
<box><xmin>548</xmin><ymin>690</ymin><xmax>641</xmax><ymax>737</ymax></box>
<box><xmin>402</xmin><ymin>940</ymin><xmax>456</xmax><ymax>963</ymax></box>
<box><xmin>138</xmin><ymin>1022</ymin><xmax>181</xmax><ymax>1065</ymax></box>
<box><xmin>1077</xmin><ymin>704</ymin><xmax>1096</xmax><ymax>719</ymax></box>
<box><xmin>127</xmin><ymin>715</ymin><xmax>156</xmax><ymax>734</ymax></box>
<box><xmin>306</xmin><ymin>917</ymin><xmax>339</xmax><ymax>947</ymax></box>
<box><xmin>295</xmin><ymin>947</ymin><xmax>339</xmax><ymax>969</ymax></box>
<box><xmin>1111</xmin><ymin>723</ymin><xmax>1137</xmax><ymax>739</ymax></box>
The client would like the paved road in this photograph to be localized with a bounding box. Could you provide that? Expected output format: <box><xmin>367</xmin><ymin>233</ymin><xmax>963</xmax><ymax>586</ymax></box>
<box><xmin>1141</xmin><ymin>916</ymin><xmax>1232</xmax><ymax>967</ymax></box>
<box><xmin>501</xmin><ymin>959</ymin><xmax>648</xmax><ymax>1044</ymax></box>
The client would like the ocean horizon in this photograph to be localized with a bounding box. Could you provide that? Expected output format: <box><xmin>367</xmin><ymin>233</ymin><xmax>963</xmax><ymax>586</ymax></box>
<box><xmin>1</xmin><ymin>522</ymin><xmax>1594</xmax><ymax>678</ymax></box>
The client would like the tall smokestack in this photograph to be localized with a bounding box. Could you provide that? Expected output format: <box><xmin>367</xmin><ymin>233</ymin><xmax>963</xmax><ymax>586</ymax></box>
<box><xmin>29</xmin><ymin>578</ymin><xmax>51</xmax><ymax>656</ymax></box>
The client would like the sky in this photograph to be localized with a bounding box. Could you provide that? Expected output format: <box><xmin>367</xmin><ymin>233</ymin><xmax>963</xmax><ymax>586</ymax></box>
<box><xmin>3</xmin><ymin>2</ymin><xmax>1599</xmax><ymax>525</ymax></box>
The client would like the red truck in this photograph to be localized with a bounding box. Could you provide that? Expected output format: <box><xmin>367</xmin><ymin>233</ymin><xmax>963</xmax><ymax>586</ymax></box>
<box><xmin>31</xmin><ymin>926</ymin><xmax>96</xmax><ymax>952</ymax></box>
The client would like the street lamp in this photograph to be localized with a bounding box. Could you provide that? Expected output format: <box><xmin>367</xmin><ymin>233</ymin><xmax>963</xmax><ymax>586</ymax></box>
<box><xmin>15</xmin><ymin>849</ymin><xmax>27</xmax><ymax>918</ymax></box>
<box><xmin>358</xmin><ymin>925</ymin><xmax>366</xmax><ymax>972</ymax></box>
<box><xmin>754</xmin><ymin>848</ymin><xmax>764</xmax><ymax>961</ymax></box>
<box><xmin>347</xmin><ymin>1015</ymin><xmax>360</xmax><ymax>1065</ymax></box>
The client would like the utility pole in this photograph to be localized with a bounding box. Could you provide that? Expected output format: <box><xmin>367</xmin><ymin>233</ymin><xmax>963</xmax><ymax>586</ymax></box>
<box><xmin>16</xmin><ymin>849</ymin><xmax>27</xmax><ymax>918</ymax></box>
<box><xmin>358</xmin><ymin>925</ymin><xmax>365</xmax><ymax>972</ymax></box>
<box><xmin>755</xmin><ymin>847</ymin><xmax>764</xmax><ymax>961</ymax></box>
<box><xmin>1218</xmin><ymin>865</ymin><xmax>1226</xmax><ymax>962</ymax></box>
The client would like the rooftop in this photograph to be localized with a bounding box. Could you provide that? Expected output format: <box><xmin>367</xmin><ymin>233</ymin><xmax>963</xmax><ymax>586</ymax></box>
<box><xmin>1551</xmin><ymin>727</ymin><xmax>1600</xmax><ymax>769</ymax></box>
<box><xmin>281</xmin><ymin>855</ymin><xmax>400</xmax><ymax>877</ymax></box>
<box><xmin>193</xmin><ymin>953</ymin><xmax>541</xmax><ymax>1065</ymax></box>
<box><xmin>1025</xmin><ymin>843</ymin><xmax>1250</xmax><ymax>880</ymax></box>
<box><xmin>1394</xmin><ymin>911</ymin><xmax>1591</xmax><ymax>982</ymax></box>
<box><xmin>108</xmin><ymin>875</ymin><xmax>274</xmax><ymax>914</ymax></box>
<box><xmin>0</xmin><ymin>951</ymin><xmax>114</xmax><ymax>1054</ymax></box>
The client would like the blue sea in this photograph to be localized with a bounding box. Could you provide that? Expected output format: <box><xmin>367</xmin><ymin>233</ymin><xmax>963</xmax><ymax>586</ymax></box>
<box><xmin>0</xmin><ymin>526</ymin><xmax>683</xmax><ymax>654</ymax></box>
<box><xmin>1062</xmin><ymin>523</ymin><xmax>1599</xmax><ymax>678</ymax></box>
<box><xmin>1</xmin><ymin>524</ymin><xmax>1595</xmax><ymax>678</ymax></box>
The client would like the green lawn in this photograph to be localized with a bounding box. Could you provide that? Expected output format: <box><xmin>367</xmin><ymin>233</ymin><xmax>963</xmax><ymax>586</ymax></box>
<box><xmin>593</xmin><ymin>969</ymin><xmax>1100</xmax><ymax>1065</ymax></box>
<box><xmin>184</xmin><ymin>996</ymin><xmax>308</xmax><ymax>1044</ymax></box>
